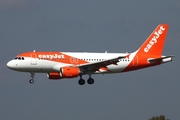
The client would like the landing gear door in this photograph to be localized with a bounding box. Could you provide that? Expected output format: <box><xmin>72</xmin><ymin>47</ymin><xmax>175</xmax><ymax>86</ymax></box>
<box><xmin>31</xmin><ymin>54</ymin><xmax>37</xmax><ymax>65</ymax></box>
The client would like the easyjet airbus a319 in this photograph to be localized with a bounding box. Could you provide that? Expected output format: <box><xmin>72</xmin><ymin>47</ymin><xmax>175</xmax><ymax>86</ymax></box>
<box><xmin>7</xmin><ymin>24</ymin><xmax>173</xmax><ymax>85</ymax></box>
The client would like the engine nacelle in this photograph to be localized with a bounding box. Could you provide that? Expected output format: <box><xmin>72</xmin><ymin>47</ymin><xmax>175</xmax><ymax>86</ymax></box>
<box><xmin>60</xmin><ymin>67</ymin><xmax>80</xmax><ymax>78</ymax></box>
<box><xmin>47</xmin><ymin>67</ymin><xmax>80</xmax><ymax>80</ymax></box>
<box><xmin>47</xmin><ymin>72</ymin><xmax>62</xmax><ymax>80</ymax></box>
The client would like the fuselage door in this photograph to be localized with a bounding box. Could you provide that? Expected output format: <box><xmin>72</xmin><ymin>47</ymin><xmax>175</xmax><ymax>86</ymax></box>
<box><xmin>70</xmin><ymin>57</ymin><xmax>79</xmax><ymax>64</ymax></box>
<box><xmin>133</xmin><ymin>56</ymin><xmax>138</xmax><ymax>66</ymax></box>
<box><xmin>31</xmin><ymin>54</ymin><xmax>37</xmax><ymax>65</ymax></box>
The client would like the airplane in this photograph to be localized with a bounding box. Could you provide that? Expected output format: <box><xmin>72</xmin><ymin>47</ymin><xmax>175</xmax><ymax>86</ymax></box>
<box><xmin>7</xmin><ymin>24</ymin><xmax>173</xmax><ymax>85</ymax></box>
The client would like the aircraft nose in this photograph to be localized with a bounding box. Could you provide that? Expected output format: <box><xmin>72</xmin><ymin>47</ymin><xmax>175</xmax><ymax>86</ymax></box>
<box><xmin>7</xmin><ymin>61</ymin><xmax>15</xmax><ymax>69</ymax></box>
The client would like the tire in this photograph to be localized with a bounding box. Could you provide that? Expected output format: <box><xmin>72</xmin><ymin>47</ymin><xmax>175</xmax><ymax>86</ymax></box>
<box><xmin>78</xmin><ymin>79</ymin><xmax>85</xmax><ymax>85</ymax></box>
<box><xmin>87</xmin><ymin>78</ymin><xmax>94</xmax><ymax>84</ymax></box>
<box><xmin>29</xmin><ymin>79</ymin><xmax>34</xmax><ymax>84</ymax></box>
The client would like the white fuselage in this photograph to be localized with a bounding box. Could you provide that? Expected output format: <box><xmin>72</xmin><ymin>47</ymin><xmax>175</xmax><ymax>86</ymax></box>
<box><xmin>7</xmin><ymin>52</ymin><xmax>136</xmax><ymax>74</ymax></box>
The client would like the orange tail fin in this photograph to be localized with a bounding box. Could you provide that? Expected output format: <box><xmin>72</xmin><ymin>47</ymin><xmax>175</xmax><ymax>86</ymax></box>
<box><xmin>136</xmin><ymin>24</ymin><xmax>168</xmax><ymax>57</ymax></box>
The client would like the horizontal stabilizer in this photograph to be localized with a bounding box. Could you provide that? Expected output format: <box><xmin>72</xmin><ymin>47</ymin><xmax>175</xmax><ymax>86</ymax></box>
<box><xmin>148</xmin><ymin>55</ymin><xmax>174</xmax><ymax>64</ymax></box>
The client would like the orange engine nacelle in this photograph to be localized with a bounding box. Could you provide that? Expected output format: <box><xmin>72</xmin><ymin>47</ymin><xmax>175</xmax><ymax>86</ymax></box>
<box><xmin>60</xmin><ymin>67</ymin><xmax>80</xmax><ymax>78</ymax></box>
<box><xmin>47</xmin><ymin>67</ymin><xmax>80</xmax><ymax>80</ymax></box>
<box><xmin>47</xmin><ymin>72</ymin><xmax>62</xmax><ymax>80</ymax></box>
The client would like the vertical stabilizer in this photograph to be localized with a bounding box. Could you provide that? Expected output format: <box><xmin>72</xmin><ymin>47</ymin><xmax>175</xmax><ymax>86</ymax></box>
<box><xmin>136</xmin><ymin>24</ymin><xmax>168</xmax><ymax>57</ymax></box>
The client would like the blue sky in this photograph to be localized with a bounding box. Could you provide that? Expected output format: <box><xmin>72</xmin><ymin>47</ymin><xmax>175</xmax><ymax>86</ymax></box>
<box><xmin>0</xmin><ymin>0</ymin><xmax>180</xmax><ymax>120</ymax></box>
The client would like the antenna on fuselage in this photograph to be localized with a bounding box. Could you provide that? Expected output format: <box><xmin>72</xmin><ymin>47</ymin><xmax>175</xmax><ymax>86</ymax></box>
<box><xmin>33</xmin><ymin>50</ymin><xmax>36</xmax><ymax>52</ymax></box>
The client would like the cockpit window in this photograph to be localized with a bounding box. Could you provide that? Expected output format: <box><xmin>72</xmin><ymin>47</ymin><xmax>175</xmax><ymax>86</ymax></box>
<box><xmin>14</xmin><ymin>57</ymin><xmax>25</xmax><ymax>60</ymax></box>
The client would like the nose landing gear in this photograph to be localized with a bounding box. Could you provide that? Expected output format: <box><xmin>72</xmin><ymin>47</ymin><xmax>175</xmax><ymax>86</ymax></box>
<box><xmin>29</xmin><ymin>79</ymin><xmax>34</xmax><ymax>84</ymax></box>
<box><xmin>29</xmin><ymin>73</ymin><xmax>34</xmax><ymax>84</ymax></box>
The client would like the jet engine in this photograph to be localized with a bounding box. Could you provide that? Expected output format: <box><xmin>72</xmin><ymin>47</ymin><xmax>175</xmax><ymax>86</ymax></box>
<box><xmin>47</xmin><ymin>72</ymin><xmax>62</xmax><ymax>80</ymax></box>
<box><xmin>47</xmin><ymin>67</ymin><xmax>80</xmax><ymax>80</ymax></box>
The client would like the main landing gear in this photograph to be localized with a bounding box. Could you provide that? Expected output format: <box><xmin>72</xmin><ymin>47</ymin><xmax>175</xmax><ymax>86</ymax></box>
<box><xmin>78</xmin><ymin>75</ymin><xmax>94</xmax><ymax>85</ymax></box>
<box><xmin>29</xmin><ymin>73</ymin><xmax>34</xmax><ymax>84</ymax></box>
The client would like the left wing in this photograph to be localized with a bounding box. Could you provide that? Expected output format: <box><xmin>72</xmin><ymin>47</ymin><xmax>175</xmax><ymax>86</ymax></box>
<box><xmin>77</xmin><ymin>56</ymin><xmax>127</xmax><ymax>73</ymax></box>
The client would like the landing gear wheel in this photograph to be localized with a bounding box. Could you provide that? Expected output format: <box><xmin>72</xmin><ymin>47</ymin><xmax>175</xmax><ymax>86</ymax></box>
<box><xmin>29</xmin><ymin>73</ymin><xmax>35</xmax><ymax>84</ymax></box>
<box><xmin>78</xmin><ymin>79</ymin><xmax>85</xmax><ymax>85</ymax></box>
<box><xmin>29</xmin><ymin>79</ymin><xmax>34</xmax><ymax>84</ymax></box>
<box><xmin>87</xmin><ymin>78</ymin><xmax>94</xmax><ymax>84</ymax></box>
